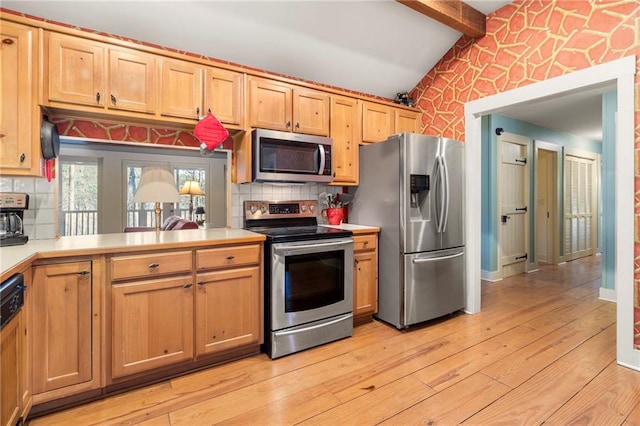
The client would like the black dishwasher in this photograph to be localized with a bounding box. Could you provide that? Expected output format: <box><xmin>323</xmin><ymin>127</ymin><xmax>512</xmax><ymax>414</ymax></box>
<box><xmin>1</xmin><ymin>273</ymin><xmax>24</xmax><ymax>329</ymax></box>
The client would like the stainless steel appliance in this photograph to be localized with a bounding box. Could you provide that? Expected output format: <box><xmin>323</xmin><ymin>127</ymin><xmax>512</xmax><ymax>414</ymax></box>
<box><xmin>0</xmin><ymin>192</ymin><xmax>29</xmax><ymax>246</ymax></box>
<box><xmin>244</xmin><ymin>200</ymin><xmax>353</xmax><ymax>358</ymax></box>
<box><xmin>252</xmin><ymin>129</ymin><xmax>334</xmax><ymax>184</ymax></box>
<box><xmin>349</xmin><ymin>133</ymin><xmax>465</xmax><ymax>329</ymax></box>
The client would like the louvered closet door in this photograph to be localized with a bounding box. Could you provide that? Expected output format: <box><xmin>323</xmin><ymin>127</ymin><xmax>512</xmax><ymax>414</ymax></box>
<box><xmin>564</xmin><ymin>155</ymin><xmax>596</xmax><ymax>261</ymax></box>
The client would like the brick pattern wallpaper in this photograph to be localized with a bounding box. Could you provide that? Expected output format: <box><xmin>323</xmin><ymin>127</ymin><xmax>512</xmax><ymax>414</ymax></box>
<box><xmin>409</xmin><ymin>0</ymin><xmax>640</xmax><ymax>348</ymax></box>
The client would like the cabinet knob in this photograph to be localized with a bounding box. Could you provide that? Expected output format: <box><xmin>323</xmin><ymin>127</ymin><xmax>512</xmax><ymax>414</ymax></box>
<box><xmin>2</xmin><ymin>38</ymin><xmax>14</xmax><ymax>45</ymax></box>
<box><xmin>19</xmin><ymin>153</ymin><xmax>25</xmax><ymax>163</ymax></box>
<box><xmin>148</xmin><ymin>263</ymin><xmax>159</xmax><ymax>269</ymax></box>
<box><xmin>196</xmin><ymin>107</ymin><xmax>200</xmax><ymax>117</ymax></box>
<box><xmin>183</xmin><ymin>283</ymin><xmax>193</xmax><ymax>289</ymax></box>
<box><xmin>96</xmin><ymin>92</ymin><xmax>101</xmax><ymax>103</ymax></box>
<box><xmin>286</xmin><ymin>121</ymin><xmax>291</xmax><ymax>129</ymax></box>
<box><xmin>111</xmin><ymin>94</ymin><xmax>117</xmax><ymax>105</ymax></box>
<box><xmin>226</xmin><ymin>255</ymin><xmax>235</xmax><ymax>261</ymax></box>
<box><xmin>295</xmin><ymin>122</ymin><xmax>300</xmax><ymax>130</ymax></box>
<box><xmin>77</xmin><ymin>270</ymin><xmax>90</xmax><ymax>276</ymax></box>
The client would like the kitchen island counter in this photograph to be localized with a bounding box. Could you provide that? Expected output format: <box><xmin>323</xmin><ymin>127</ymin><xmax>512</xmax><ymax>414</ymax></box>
<box><xmin>0</xmin><ymin>228</ymin><xmax>265</xmax><ymax>280</ymax></box>
<box><xmin>319</xmin><ymin>223</ymin><xmax>380</xmax><ymax>234</ymax></box>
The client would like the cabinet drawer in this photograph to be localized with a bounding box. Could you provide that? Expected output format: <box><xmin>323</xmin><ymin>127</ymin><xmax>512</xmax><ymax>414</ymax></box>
<box><xmin>111</xmin><ymin>251</ymin><xmax>192</xmax><ymax>281</ymax></box>
<box><xmin>353</xmin><ymin>234</ymin><xmax>377</xmax><ymax>252</ymax></box>
<box><xmin>196</xmin><ymin>244</ymin><xmax>260</xmax><ymax>271</ymax></box>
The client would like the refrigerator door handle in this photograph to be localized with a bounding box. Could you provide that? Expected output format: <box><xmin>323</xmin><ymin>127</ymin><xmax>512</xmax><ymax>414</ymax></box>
<box><xmin>436</xmin><ymin>156</ymin><xmax>446</xmax><ymax>233</ymax></box>
<box><xmin>441</xmin><ymin>154</ymin><xmax>450</xmax><ymax>233</ymax></box>
<box><xmin>412</xmin><ymin>251</ymin><xmax>465</xmax><ymax>263</ymax></box>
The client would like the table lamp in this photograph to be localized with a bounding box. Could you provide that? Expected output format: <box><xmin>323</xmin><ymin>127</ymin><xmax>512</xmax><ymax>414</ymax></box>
<box><xmin>133</xmin><ymin>167</ymin><xmax>180</xmax><ymax>231</ymax></box>
<box><xmin>179</xmin><ymin>180</ymin><xmax>204</xmax><ymax>221</ymax></box>
<box><xmin>194</xmin><ymin>206</ymin><xmax>206</xmax><ymax>226</ymax></box>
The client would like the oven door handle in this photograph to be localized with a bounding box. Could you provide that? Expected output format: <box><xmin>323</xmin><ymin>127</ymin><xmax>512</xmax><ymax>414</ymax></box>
<box><xmin>274</xmin><ymin>239</ymin><xmax>353</xmax><ymax>252</ymax></box>
<box><xmin>276</xmin><ymin>314</ymin><xmax>350</xmax><ymax>336</ymax></box>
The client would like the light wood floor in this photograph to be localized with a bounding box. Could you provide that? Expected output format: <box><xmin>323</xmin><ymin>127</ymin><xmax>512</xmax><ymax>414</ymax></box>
<box><xmin>30</xmin><ymin>255</ymin><xmax>640</xmax><ymax>425</ymax></box>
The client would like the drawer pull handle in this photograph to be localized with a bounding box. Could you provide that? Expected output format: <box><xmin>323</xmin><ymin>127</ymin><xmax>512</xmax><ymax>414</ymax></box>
<box><xmin>77</xmin><ymin>270</ymin><xmax>90</xmax><ymax>276</ymax></box>
<box><xmin>149</xmin><ymin>263</ymin><xmax>159</xmax><ymax>269</ymax></box>
<box><xmin>226</xmin><ymin>256</ymin><xmax>235</xmax><ymax>261</ymax></box>
<box><xmin>183</xmin><ymin>283</ymin><xmax>193</xmax><ymax>289</ymax></box>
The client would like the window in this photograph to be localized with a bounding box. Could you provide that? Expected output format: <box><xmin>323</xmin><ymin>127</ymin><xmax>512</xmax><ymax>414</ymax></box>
<box><xmin>59</xmin><ymin>141</ymin><xmax>228</xmax><ymax>235</ymax></box>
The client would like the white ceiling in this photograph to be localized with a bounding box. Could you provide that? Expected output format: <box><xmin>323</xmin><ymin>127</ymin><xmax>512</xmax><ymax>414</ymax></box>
<box><xmin>4</xmin><ymin>0</ymin><xmax>603</xmax><ymax>140</ymax></box>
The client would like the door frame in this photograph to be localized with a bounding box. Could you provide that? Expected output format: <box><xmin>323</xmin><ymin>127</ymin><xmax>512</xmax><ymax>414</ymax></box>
<box><xmin>534</xmin><ymin>141</ymin><xmax>561</xmax><ymax>265</ymax></box>
<box><xmin>464</xmin><ymin>55</ymin><xmax>637</xmax><ymax>369</ymax></box>
<box><xmin>496</xmin><ymin>132</ymin><xmax>530</xmax><ymax>278</ymax></box>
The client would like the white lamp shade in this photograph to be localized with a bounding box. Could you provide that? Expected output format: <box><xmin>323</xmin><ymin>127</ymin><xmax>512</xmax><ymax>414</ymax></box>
<box><xmin>133</xmin><ymin>167</ymin><xmax>180</xmax><ymax>203</ymax></box>
<box><xmin>179</xmin><ymin>180</ymin><xmax>205</xmax><ymax>196</ymax></box>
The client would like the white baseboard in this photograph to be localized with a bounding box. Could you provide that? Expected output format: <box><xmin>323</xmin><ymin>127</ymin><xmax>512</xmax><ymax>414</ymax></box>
<box><xmin>481</xmin><ymin>269</ymin><xmax>502</xmax><ymax>282</ymax></box>
<box><xmin>598</xmin><ymin>287</ymin><xmax>616</xmax><ymax>303</ymax></box>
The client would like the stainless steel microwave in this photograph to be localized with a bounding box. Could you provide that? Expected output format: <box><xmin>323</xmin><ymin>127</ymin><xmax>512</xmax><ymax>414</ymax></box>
<box><xmin>252</xmin><ymin>129</ymin><xmax>333</xmax><ymax>184</ymax></box>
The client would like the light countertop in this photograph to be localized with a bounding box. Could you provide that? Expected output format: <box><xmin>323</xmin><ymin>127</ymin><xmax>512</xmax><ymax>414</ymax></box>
<box><xmin>0</xmin><ymin>228</ymin><xmax>265</xmax><ymax>280</ymax></box>
<box><xmin>319</xmin><ymin>223</ymin><xmax>380</xmax><ymax>233</ymax></box>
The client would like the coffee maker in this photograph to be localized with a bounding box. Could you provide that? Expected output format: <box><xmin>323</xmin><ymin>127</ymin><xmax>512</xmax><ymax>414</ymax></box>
<box><xmin>0</xmin><ymin>192</ymin><xmax>29</xmax><ymax>246</ymax></box>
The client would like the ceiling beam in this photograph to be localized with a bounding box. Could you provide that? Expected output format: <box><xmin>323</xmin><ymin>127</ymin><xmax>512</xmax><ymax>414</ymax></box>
<box><xmin>397</xmin><ymin>0</ymin><xmax>486</xmax><ymax>38</ymax></box>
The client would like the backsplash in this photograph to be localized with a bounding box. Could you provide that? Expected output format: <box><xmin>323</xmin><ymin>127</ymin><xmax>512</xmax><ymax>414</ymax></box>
<box><xmin>0</xmin><ymin>175</ymin><xmax>340</xmax><ymax>239</ymax></box>
<box><xmin>0</xmin><ymin>176</ymin><xmax>56</xmax><ymax>240</ymax></box>
<box><xmin>230</xmin><ymin>183</ymin><xmax>340</xmax><ymax>229</ymax></box>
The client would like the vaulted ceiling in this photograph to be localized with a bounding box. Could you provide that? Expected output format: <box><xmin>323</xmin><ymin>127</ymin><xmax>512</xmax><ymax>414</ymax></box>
<box><xmin>3</xmin><ymin>1</ymin><xmax>603</xmax><ymax>140</ymax></box>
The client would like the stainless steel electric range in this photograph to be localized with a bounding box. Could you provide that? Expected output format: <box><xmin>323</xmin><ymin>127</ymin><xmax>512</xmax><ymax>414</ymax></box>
<box><xmin>244</xmin><ymin>200</ymin><xmax>354</xmax><ymax>359</ymax></box>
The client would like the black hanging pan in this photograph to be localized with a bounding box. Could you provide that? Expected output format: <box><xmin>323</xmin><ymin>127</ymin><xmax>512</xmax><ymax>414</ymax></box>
<box><xmin>40</xmin><ymin>117</ymin><xmax>60</xmax><ymax>182</ymax></box>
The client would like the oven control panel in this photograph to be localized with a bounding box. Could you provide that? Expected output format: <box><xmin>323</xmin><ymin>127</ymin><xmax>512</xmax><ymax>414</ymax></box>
<box><xmin>244</xmin><ymin>200</ymin><xmax>318</xmax><ymax>220</ymax></box>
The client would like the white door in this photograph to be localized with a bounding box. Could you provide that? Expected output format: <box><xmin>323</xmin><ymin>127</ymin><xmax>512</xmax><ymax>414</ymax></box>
<box><xmin>564</xmin><ymin>152</ymin><xmax>597</xmax><ymax>261</ymax></box>
<box><xmin>535</xmin><ymin>149</ymin><xmax>556</xmax><ymax>264</ymax></box>
<box><xmin>498</xmin><ymin>133</ymin><xmax>530</xmax><ymax>278</ymax></box>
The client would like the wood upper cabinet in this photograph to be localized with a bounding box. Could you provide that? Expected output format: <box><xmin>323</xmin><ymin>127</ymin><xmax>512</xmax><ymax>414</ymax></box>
<box><xmin>111</xmin><ymin>275</ymin><xmax>195</xmax><ymax>378</ymax></box>
<box><xmin>160</xmin><ymin>58</ymin><xmax>203</xmax><ymax>120</ymax></box>
<box><xmin>46</xmin><ymin>32</ymin><xmax>105</xmax><ymax>107</ymax></box>
<box><xmin>195</xmin><ymin>266</ymin><xmax>261</xmax><ymax>356</ymax></box>
<box><xmin>46</xmin><ymin>32</ymin><xmax>157</xmax><ymax>114</ymax></box>
<box><xmin>362</xmin><ymin>101</ymin><xmax>394</xmax><ymax>142</ymax></box>
<box><xmin>248</xmin><ymin>77</ymin><xmax>292</xmax><ymax>131</ymax></box>
<box><xmin>353</xmin><ymin>232</ymin><xmax>379</xmax><ymax>321</ymax></box>
<box><xmin>108</xmin><ymin>46</ymin><xmax>157</xmax><ymax>113</ymax></box>
<box><xmin>248</xmin><ymin>76</ymin><xmax>329</xmax><ymax>135</ymax></box>
<box><xmin>292</xmin><ymin>88</ymin><xmax>330</xmax><ymax>135</ymax></box>
<box><xmin>330</xmin><ymin>95</ymin><xmax>360</xmax><ymax>186</ymax></box>
<box><xmin>204</xmin><ymin>67</ymin><xmax>244</xmax><ymax>127</ymax></box>
<box><xmin>31</xmin><ymin>261</ymin><xmax>94</xmax><ymax>396</ymax></box>
<box><xmin>395</xmin><ymin>109</ymin><xmax>419</xmax><ymax>134</ymax></box>
<box><xmin>0</xmin><ymin>21</ymin><xmax>41</xmax><ymax>176</ymax></box>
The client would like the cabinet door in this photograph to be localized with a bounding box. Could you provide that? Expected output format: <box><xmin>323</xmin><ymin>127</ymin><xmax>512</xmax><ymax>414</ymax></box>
<box><xmin>32</xmin><ymin>262</ymin><xmax>93</xmax><ymax>394</ymax></box>
<box><xmin>47</xmin><ymin>32</ymin><xmax>105</xmax><ymax>107</ymax></box>
<box><xmin>204</xmin><ymin>67</ymin><xmax>243</xmax><ymax>127</ymax></box>
<box><xmin>362</xmin><ymin>102</ymin><xmax>394</xmax><ymax>143</ymax></box>
<box><xmin>160</xmin><ymin>59</ymin><xmax>202</xmax><ymax>119</ymax></box>
<box><xmin>293</xmin><ymin>88</ymin><xmax>330</xmax><ymax>136</ymax></box>
<box><xmin>0</xmin><ymin>21</ymin><xmax>40</xmax><ymax>175</ymax></box>
<box><xmin>195</xmin><ymin>266</ymin><xmax>260</xmax><ymax>356</ymax></box>
<box><xmin>395</xmin><ymin>109</ymin><xmax>419</xmax><ymax>134</ymax></box>
<box><xmin>112</xmin><ymin>276</ymin><xmax>194</xmax><ymax>378</ymax></box>
<box><xmin>1</xmin><ymin>311</ymin><xmax>21</xmax><ymax>426</ymax></box>
<box><xmin>354</xmin><ymin>249</ymin><xmax>378</xmax><ymax>317</ymax></box>
<box><xmin>330</xmin><ymin>96</ymin><xmax>360</xmax><ymax>186</ymax></box>
<box><xmin>248</xmin><ymin>77</ymin><xmax>292</xmax><ymax>131</ymax></box>
<box><xmin>108</xmin><ymin>47</ymin><xmax>157</xmax><ymax>114</ymax></box>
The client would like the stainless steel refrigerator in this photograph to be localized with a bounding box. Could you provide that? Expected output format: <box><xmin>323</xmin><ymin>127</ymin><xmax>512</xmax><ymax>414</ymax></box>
<box><xmin>349</xmin><ymin>133</ymin><xmax>465</xmax><ymax>329</ymax></box>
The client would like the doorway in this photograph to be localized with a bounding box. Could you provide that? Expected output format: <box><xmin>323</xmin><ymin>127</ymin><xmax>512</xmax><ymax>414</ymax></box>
<box><xmin>464</xmin><ymin>56</ymin><xmax>637</xmax><ymax>368</ymax></box>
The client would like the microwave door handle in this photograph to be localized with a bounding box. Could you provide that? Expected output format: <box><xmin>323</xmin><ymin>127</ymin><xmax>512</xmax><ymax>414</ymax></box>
<box><xmin>318</xmin><ymin>145</ymin><xmax>326</xmax><ymax>175</ymax></box>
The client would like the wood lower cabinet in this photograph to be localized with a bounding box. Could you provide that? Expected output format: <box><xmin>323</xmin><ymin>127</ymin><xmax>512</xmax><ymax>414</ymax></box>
<box><xmin>111</xmin><ymin>275</ymin><xmax>195</xmax><ymax>378</ymax></box>
<box><xmin>195</xmin><ymin>266</ymin><xmax>261</xmax><ymax>355</ymax></box>
<box><xmin>1</xmin><ymin>309</ymin><xmax>21</xmax><ymax>426</ymax></box>
<box><xmin>31</xmin><ymin>260</ymin><xmax>98</xmax><ymax>402</ymax></box>
<box><xmin>0</xmin><ymin>21</ymin><xmax>41</xmax><ymax>176</ymax></box>
<box><xmin>353</xmin><ymin>232</ymin><xmax>379</xmax><ymax>322</ymax></box>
